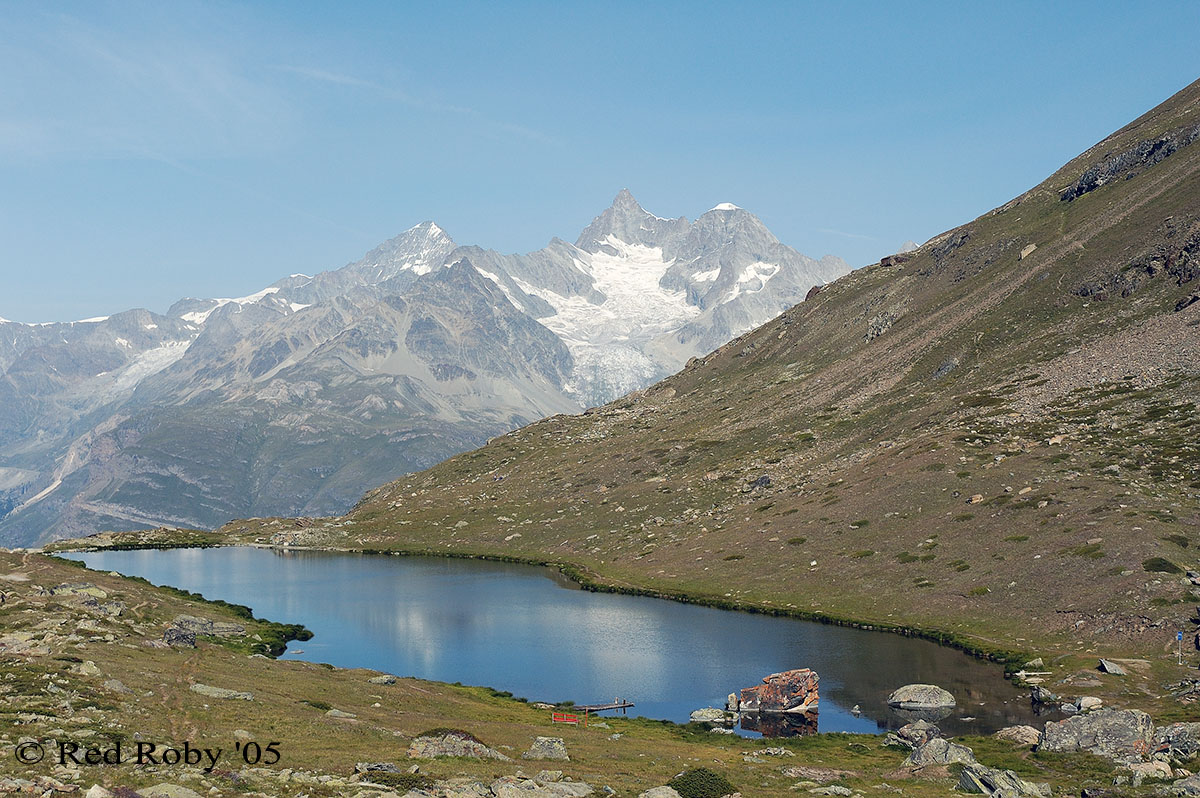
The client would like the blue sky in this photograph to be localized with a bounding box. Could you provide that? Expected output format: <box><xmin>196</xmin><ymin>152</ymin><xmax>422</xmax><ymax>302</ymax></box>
<box><xmin>2</xmin><ymin>1</ymin><xmax>1199</xmax><ymax>322</ymax></box>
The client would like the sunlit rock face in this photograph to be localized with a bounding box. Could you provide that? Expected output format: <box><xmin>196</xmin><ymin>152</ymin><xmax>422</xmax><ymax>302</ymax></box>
<box><xmin>739</xmin><ymin>668</ymin><xmax>820</xmax><ymax>713</ymax></box>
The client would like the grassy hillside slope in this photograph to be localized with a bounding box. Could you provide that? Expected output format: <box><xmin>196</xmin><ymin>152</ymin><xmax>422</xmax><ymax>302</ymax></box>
<box><xmin>198</xmin><ymin>79</ymin><xmax>1200</xmax><ymax>665</ymax></box>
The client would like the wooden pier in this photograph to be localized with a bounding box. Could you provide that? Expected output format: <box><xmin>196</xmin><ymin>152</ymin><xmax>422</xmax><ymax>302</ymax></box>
<box><xmin>573</xmin><ymin>700</ymin><xmax>635</xmax><ymax>714</ymax></box>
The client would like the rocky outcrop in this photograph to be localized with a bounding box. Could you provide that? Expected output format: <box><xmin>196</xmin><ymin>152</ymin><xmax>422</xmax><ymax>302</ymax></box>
<box><xmin>1061</xmin><ymin>121</ymin><xmax>1200</xmax><ymax>201</ymax></box>
<box><xmin>1037</xmin><ymin>708</ymin><xmax>1154</xmax><ymax>761</ymax></box>
<box><xmin>994</xmin><ymin>725</ymin><xmax>1041</xmax><ymax>746</ymax></box>
<box><xmin>903</xmin><ymin>737</ymin><xmax>976</xmax><ymax>768</ymax></box>
<box><xmin>407</xmin><ymin>730</ymin><xmax>511</xmax><ymax>761</ymax></box>
<box><xmin>1156</xmin><ymin>722</ymin><xmax>1200</xmax><ymax>761</ymax></box>
<box><xmin>189</xmin><ymin>683</ymin><xmax>252</xmax><ymax>701</ymax></box>
<box><xmin>738</xmin><ymin>668</ymin><xmax>819</xmax><ymax>713</ymax></box>
<box><xmin>958</xmin><ymin>762</ymin><xmax>1051</xmax><ymax>798</ymax></box>
<box><xmin>167</xmin><ymin>614</ymin><xmax>246</xmax><ymax>637</ymax></box>
<box><xmin>1172</xmin><ymin>773</ymin><xmax>1200</xmax><ymax>796</ymax></box>
<box><xmin>522</xmin><ymin>736</ymin><xmax>569</xmax><ymax>761</ymax></box>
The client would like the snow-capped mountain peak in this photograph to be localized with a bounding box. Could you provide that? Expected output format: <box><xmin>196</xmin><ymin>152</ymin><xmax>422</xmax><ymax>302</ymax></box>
<box><xmin>575</xmin><ymin>190</ymin><xmax>689</xmax><ymax>255</ymax></box>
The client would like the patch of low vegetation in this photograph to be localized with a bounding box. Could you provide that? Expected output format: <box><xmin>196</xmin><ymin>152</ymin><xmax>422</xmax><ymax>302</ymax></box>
<box><xmin>1143</xmin><ymin>557</ymin><xmax>1184</xmax><ymax>574</ymax></box>
<box><xmin>667</xmin><ymin>767</ymin><xmax>737</xmax><ymax>798</ymax></box>
<box><xmin>1062</xmin><ymin>543</ymin><xmax>1106</xmax><ymax>560</ymax></box>
<box><xmin>300</xmin><ymin>699</ymin><xmax>332</xmax><ymax>711</ymax></box>
<box><xmin>364</xmin><ymin>772</ymin><xmax>435</xmax><ymax>790</ymax></box>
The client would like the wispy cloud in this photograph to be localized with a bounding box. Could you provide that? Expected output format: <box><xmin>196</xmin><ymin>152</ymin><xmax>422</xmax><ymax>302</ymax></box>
<box><xmin>273</xmin><ymin>62</ymin><xmax>558</xmax><ymax>146</ymax></box>
<box><xmin>0</xmin><ymin>7</ymin><xmax>291</xmax><ymax>161</ymax></box>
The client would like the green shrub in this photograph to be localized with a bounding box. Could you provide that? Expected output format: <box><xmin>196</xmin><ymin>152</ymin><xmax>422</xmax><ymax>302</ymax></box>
<box><xmin>850</xmin><ymin>550</ymin><xmax>874</xmax><ymax>558</ymax></box>
<box><xmin>723</xmin><ymin>554</ymin><xmax>745</xmax><ymax>561</ymax></box>
<box><xmin>787</xmin><ymin>537</ymin><xmax>806</xmax><ymax>545</ymax></box>
<box><xmin>667</xmin><ymin>767</ymin><xmax>737</xmax><ymax>798</ymax></box>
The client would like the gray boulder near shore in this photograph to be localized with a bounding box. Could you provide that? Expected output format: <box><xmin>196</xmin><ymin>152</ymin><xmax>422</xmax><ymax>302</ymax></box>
<box><xmin>1037</xmin><ymin>707</ymin><xmax>1154</xmax><ymax>762</ymax></box>
<box><xmin>887</xmin><ymin>683</ymin><xmax>956</xmax><ymax>709</ymax></box>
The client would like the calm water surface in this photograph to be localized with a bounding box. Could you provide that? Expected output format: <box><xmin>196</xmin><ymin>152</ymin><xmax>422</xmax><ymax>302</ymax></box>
<box><xmin>66</xmin><ymin>547</ymin><xmax>1048</xmax><ymax>735</ymax></box>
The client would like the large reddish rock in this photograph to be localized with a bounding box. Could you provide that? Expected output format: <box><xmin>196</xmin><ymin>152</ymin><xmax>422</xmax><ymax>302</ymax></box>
<box><xmin>739</xmin><ymin>668</ymin><xmax>819</xmax><ymax>713</ymax></box>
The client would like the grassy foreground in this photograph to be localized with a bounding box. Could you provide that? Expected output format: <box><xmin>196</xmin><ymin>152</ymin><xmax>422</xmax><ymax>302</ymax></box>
<box><xmin>2</xmin><ymin>549</ymin><xmax>1186</xmax><ymax>797</ymax></box>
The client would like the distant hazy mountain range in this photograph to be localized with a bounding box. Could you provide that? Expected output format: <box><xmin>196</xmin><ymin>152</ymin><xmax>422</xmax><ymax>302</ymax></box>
<box><xmin>0</xmin><ymin>191</ymin><xmax>849</xmax><ymax>544</ymax></box>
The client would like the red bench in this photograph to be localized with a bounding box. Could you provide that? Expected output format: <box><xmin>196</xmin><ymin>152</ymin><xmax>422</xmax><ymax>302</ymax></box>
<box><xmin>551</xmin><ymin>712</ymin><xmax>582</xmax><ymax>725</ymax></box>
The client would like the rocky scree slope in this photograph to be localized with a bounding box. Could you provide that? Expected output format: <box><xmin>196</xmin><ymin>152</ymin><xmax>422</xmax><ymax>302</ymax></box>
<box><xmin>241</xmin><ymin>78</ymin><xmax>1200</xmax><ymax>661</ymax></box>
<box><xmin>0</xmin><ymin>196</ymin><xmax>845</xmax><ymax>545</ymax></box>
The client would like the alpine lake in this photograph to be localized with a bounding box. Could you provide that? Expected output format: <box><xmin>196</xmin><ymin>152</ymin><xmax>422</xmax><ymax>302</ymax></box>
<box><xmin>63</xmin><ymin>547</ymin><xmax>1053</xmax><ymax>737</ymax></box>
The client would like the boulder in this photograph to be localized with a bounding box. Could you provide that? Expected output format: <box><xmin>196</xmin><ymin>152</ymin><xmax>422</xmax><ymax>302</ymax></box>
<box><xmin>407</xmin><ymin>730</ymin><xmax>511</xmax><ymax>761</ymax></box>
<box><xmin>166</xmin><ymin>614</ymin><xmax>245</xmax><ymax>638</ymax></box>
<box><xmin>1030</xmin><ymin>686</ymin><xmax>1059</xmax><ymax>705</ymax></box>
<box><xmin>522</xmin><ymin>736</ymin><xmax>569</xmax><ymax>761</ymax></box>
<box><xmin>994</xmin><ymin>725</ymin><xmax>1041</xmax><ymax>746</ymax></box>
<box><xmin>368</xmin><ymin>674</ymin><xmax>397</xmax><ymax>685</ymax></box>
<box><xmin>884</xmin><ymin>720</ymin><xmax>942</xmax><ymax>749</ymax></box>
<box><xmin>1097</xmin><ymin>659</ymin><xmax>1127</xmax><ymax>676</ymax></box>
<box><xmin>1158</xmin><ymin>723</ymin><xmax>1200</xmax><ymax>761</ymax></box>
<box><xmin>1078</xmin><ymin>696</ymin><xmax>1103</xmax><ymax>711</ymax></box>
<box><xmin>638</xmin><ymin>789</ymin><xmax>681</xmax><ymax>798</ymax></box>
<box><xmin>1123</xmin><ymin>760</ymin><xmax>1173</xmax><ymax>787</ymax></box>
<box><xmin>887</xmin><ymin>683</ymin><xmax>956</xmax><ymax>711</ymax></box>
<box><xmin>354</xmin><ymin>762</ymin><xmax>401</xmax><ymax>774</ymax></box>
<box><xmin>1172</xmin><ymin>773</ymin><xmax>1200</xmax><ymax>796</ymax></box>
<box><xmin>1038</xmin><ymin>708</ymin><xmax>1154</xmax><ymax>761</ymax></box>
<box><xmin>162</xmin><ymin>626</ymin><xmax>196</xmax><ymax>648</ymax></box>
<box><xmin>958</xmin><ymin>762</ymin><xmax>1050</xmax><ymax>798</ymax></box>
<box><xmin>903</xmin><ymin>737</ymin><xmax>977</xmax><ymax>768</ymax></box>
<box><xmin>140</xmin><ymin>786</ymin><xmax>205</xmax><ymax>798</ymax></box>
<box><xmin>189</xmin><ymin>683</ymin><xmax>252</xmax><ymax>701</ymax></box>
<box><xmin>739</xmin><ymin>668</ymin><xmax>819</xmax><ymax>713</ymax></box>
<box><xmin>489</xmin><ymin>776</ymin><xmax>592</xmax><ymax>797</ymax></box>
<box><xmin>689</xmin><ymin>707</ymin><xmax>730</xmax><ymax>724</ymax></box>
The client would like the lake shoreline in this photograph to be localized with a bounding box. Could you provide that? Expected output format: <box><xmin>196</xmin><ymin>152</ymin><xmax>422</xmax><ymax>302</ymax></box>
<box><xmin>47</xmin><ymin>536</ymin><xmax>1032</xmax><ymax>680</ymax></box>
